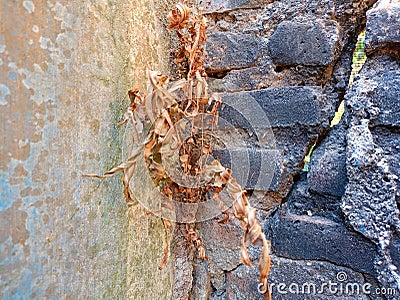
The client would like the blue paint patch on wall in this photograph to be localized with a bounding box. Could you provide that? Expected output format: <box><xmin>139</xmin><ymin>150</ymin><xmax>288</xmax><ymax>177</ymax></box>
<box><xmin>0</xmin><ymin>35</ymin><xmax>5</xmax><ymax>53</ymax></box>
<box><xmin>8</xmin><ymin>71</ymin><xmax>17</xmax><ymax>81</ymax></box>
<box><xmin>0</xmin><ymin>174</ymin><xmax>15</xmax><ymax>210</ymax></box>
<box><xmin>0</xmin><ymin>84</ymin><xmax>10</xmax><ymax>105</ymax></box>
<box><xmin>19</xmin><ymin>269</ymin><xmax>34</xmax><ymax>298</ymax></box>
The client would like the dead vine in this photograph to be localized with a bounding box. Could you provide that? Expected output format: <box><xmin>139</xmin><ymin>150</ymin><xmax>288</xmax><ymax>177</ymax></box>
<box><xmin>84</xmin><ymin>2</ymin><xmax>272</xmax><ymax>298</ymax></box>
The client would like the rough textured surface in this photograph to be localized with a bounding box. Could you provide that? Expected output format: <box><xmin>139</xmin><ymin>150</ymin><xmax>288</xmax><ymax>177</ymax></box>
<box><xmin>268</xmin><ymin>20</ymin><xmax>340</xmax><ymax>67</ymax></box>
<box><xmin>199</xmin><ymin>0</ymin><xmax>400</xmax><ymax>298</ymax></box>
<box><xmin>390</xmin><ymin>235</ymin><xmax>400</xmax><ymax>270</ymax></box>
<box><xmin>372</xmin><ymin>127</ymin><xmax>400</xmax><ymax>202</ymax></box>
<box><xmin>220</xmin><ymin>87</ymin><xmax>325</xmax><ymax>128</ymax></box>
<box><xmin>365</xmin><ymin>0</ymin><xmax>400</xmax><ymax>55</ymax></box>
<box><xmin>227</xmin><ymin>256</ymin><xmax>382</xmax><ymax>299</ymax></box>
<box><xmin>205</xmin><ymin>0</ymin><xmax>376</xmax><ymax>90</ymax></box>
<box><xmin>0</xmin><ymin>0</ymin><xmax>174</xmax><ymax>298</ymax></box>
<box><xmin>212</xmin><ymin>148</ymin><xmax>280</xmax><ymax>190</ymax></box>
<box><xmin>265</xmin><ymin>206</ymin><xmax>378</xmax><ymax>275</ymax></box>
<box><xmin>206</xmin><ymin>32</ymin><xmax>259</xmax><ymax>73</ymax></box>
<box><xmin>343</xmin><ymin>53</ymin><xmax>400</xmax><ymax>291</ymax></box>
<box><xmin>215</xmin><ymin>86</ymin><xmax>330</xmax><ymax>209</ymax></box>
<box><xmin>3</xmin><ymin>0</ymin><xmax>400</xmax><ymax>298</ymax></box>
<box><xmin>308</xmin><ymin>123</ymin><xmax>347</xmax><ymax>197</ymax></box>
<box><xmin>172</xmin><ymin>225</ymin><xmax>195</xmax><ymax>300</ymax></box>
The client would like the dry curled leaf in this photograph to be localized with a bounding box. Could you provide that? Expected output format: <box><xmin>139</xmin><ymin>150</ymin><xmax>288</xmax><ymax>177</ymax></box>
<box><xmin>167</xmin><ymin>2</ymin><xmax>190</xmax><ymax>29</ymax></box>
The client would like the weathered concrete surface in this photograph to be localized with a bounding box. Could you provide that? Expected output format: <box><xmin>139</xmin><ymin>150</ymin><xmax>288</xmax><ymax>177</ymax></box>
<box><xmin>0</xmin><ymin>0</ymin><xmax>174</xmax><ymax>298</ymax></box>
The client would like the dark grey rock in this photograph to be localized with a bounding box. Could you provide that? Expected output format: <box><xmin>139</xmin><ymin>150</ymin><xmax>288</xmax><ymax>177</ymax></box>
<box><xmin>213</xmin><ymin>86</ymin><xmax>330</xmax><ymax>208</ymax></box>
<box><xmin>268</xmin><ymin>20</ymin><xmax>340</xmax><ymax>67</ymax></box>
<box><xmin>308</xmin><ymin>123</ymin><xmax>347</xmax><ymax>198</ymax></box>
<box><xmin>212</xmin><ymin>148</ymin><xmax>281</xmax><ymax>191</ymax></box>
<box><xmin>371</xmin><ymin>70</ymin><xmax>400</xmax><ymax>127</ymax></box>
<box><xmin>342</xmin><ymin>122</ymin><xmax>398</xmax><ymax>245</ymax></box>
<box><xmin>372</xmin><ymin>127</ymin><xmax>400</xmax><ymax>201</ymax></box>
<box><xmin>344</xmin><ymin>56</ymin><xmax>400</xmax><ymax>127</ymax></box>
<box><xmin>286</xmin><ymin>171</ymin><xmax>343</xmax><ymax>223</ymax></box>
<box><xmin>204</xmin><ymin>0</ymin><xmax>375</xmax><ymax>89</ymax></box>
<box><xmin>309</xmin><ymin>149</ymin><xmax>346</xmax><ymax>197</ymax></box>
<box><xmin>365</xmin><ymin>0</ymin><xmax>400</xmax><ymax>55</ymax></box>
<box><xmin>219</xmin><ymin>86</ymin><xmax>325</xmax><ymax>129</ymax></box>
<box><xmin>253</xmin><ymin>125</ymin><xmax>328</xmax><ymax>209</ymax></box>
<box><xmin>206</xmin><ymin>32</ymin><xmax>259</xmax><ymax>73</ymax></box>
<box><xmin>264</xmin><ymin>206</ymin><xmax>378</xmax><ymax>275</ymax></box>
<box><xmin>225</xmin><ymin>263</ymin><xmax>264</xmax><ymax>300</ymax></box>
<box><xmin>343</xmin><ymin>56</ymin><xmax>400</xmax><ymax>248</ymax></box>
<box><xmin>343</xmin><ymin>54</ymin><xmax>400</xmax><ymax>290</ymax></box>
<box><xmin>208</xmin><ymin>64</ymin><xmax>276</xmax><ymax>93</ymax></box>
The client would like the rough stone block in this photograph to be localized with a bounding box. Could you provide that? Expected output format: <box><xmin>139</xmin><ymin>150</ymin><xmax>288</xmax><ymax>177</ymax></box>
<box><xmin>226</xmin><ymin>255</ymin><xmax>377</xmax><ymax>300</ymax></box>
<box><xmin>206</xmin><ymin>32</ymin><xmax>259</xmax><ymax>72</ymax></box>
<box><xmin>346</xmin><ymin>56</ymin><xmax>400</xmax><ymax>127</ymax></box>
<box><xmin>371</xmin><ymin>127</ymin><xmax>400</xmax><ymax>200</ymax></box>
<box><xmin>285</xmin><ymin>172</ymin><xmax>343</xmax><ymax>223</ymax></box>
<box><xmin>268</xmin><ymin>20</ymin><xmax>339</xmax><ymax>67</ymax></box>
<box><xmin>365</xmin><ymin>0</ymin><xmax>400</xmax><ymax>54</ymax></box>
<box><xmin>191</xmin><ymin>260</ymin><xmax>211</xmax><ymax>300</ymax></box>
<box><xmin>198</xmin><ymin>218</ymin><xmax>242</xmax><ymax>272</ymax></box>
<box><xmin>342</xmin><ymin>122</ymin><xmax>399</xmax><ymax>249</ymax></box>
<box><xmin>308</xmin><ymin>150</ymin><xmax>347</xmax><ymax>197</ymax></box>
<box><xmin>264</xmin><ymin>207</ymin><xmax>378</xmax><ymax>275</ymax></box>
<box><xmin>308</xmin><ymin>124</ymin><xmax>347</xmax><ymax>197</ymax></box>
<box><xmin>219</xmin><ymin>86</ymin><xmax>324</xmax><ymax>129</ymax></box>
<box><xmin>212</xmin><ymin>148</ymin><xmax>281</xmax><ymax>191</ymax></box>
<box><xmin>372</xmin><ymin>69</ymin><xmax>400</xmax><ymax>127</ymax></box>
<box><xmin>225</xmin><ymin>264</ymin><xmax>264</xmax><ymax>299</ymax></box>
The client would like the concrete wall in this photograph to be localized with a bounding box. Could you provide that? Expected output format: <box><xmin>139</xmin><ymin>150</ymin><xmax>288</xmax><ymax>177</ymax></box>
<box><xmin>1</xmin><ymin>0</ymin><xmax>174</xmax><ymax>298</ymax></box>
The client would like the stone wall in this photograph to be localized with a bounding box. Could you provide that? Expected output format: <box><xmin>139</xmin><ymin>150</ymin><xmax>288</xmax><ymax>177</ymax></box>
<box><xmin>1</xmin><ymin>0</ymin><xmax>399</xmax><ymax>299</ymax></box>
<box><xmin>192</xmin><ymin>0</ymin><xmax>400</xmax><ymax>299</ymax></box>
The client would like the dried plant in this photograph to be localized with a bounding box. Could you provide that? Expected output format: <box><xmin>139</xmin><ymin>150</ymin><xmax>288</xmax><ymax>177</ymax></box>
<box><xmin>84</xmin><ymin>2</ymin><xmax>272</xmax><ymax>298</ymax></box>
